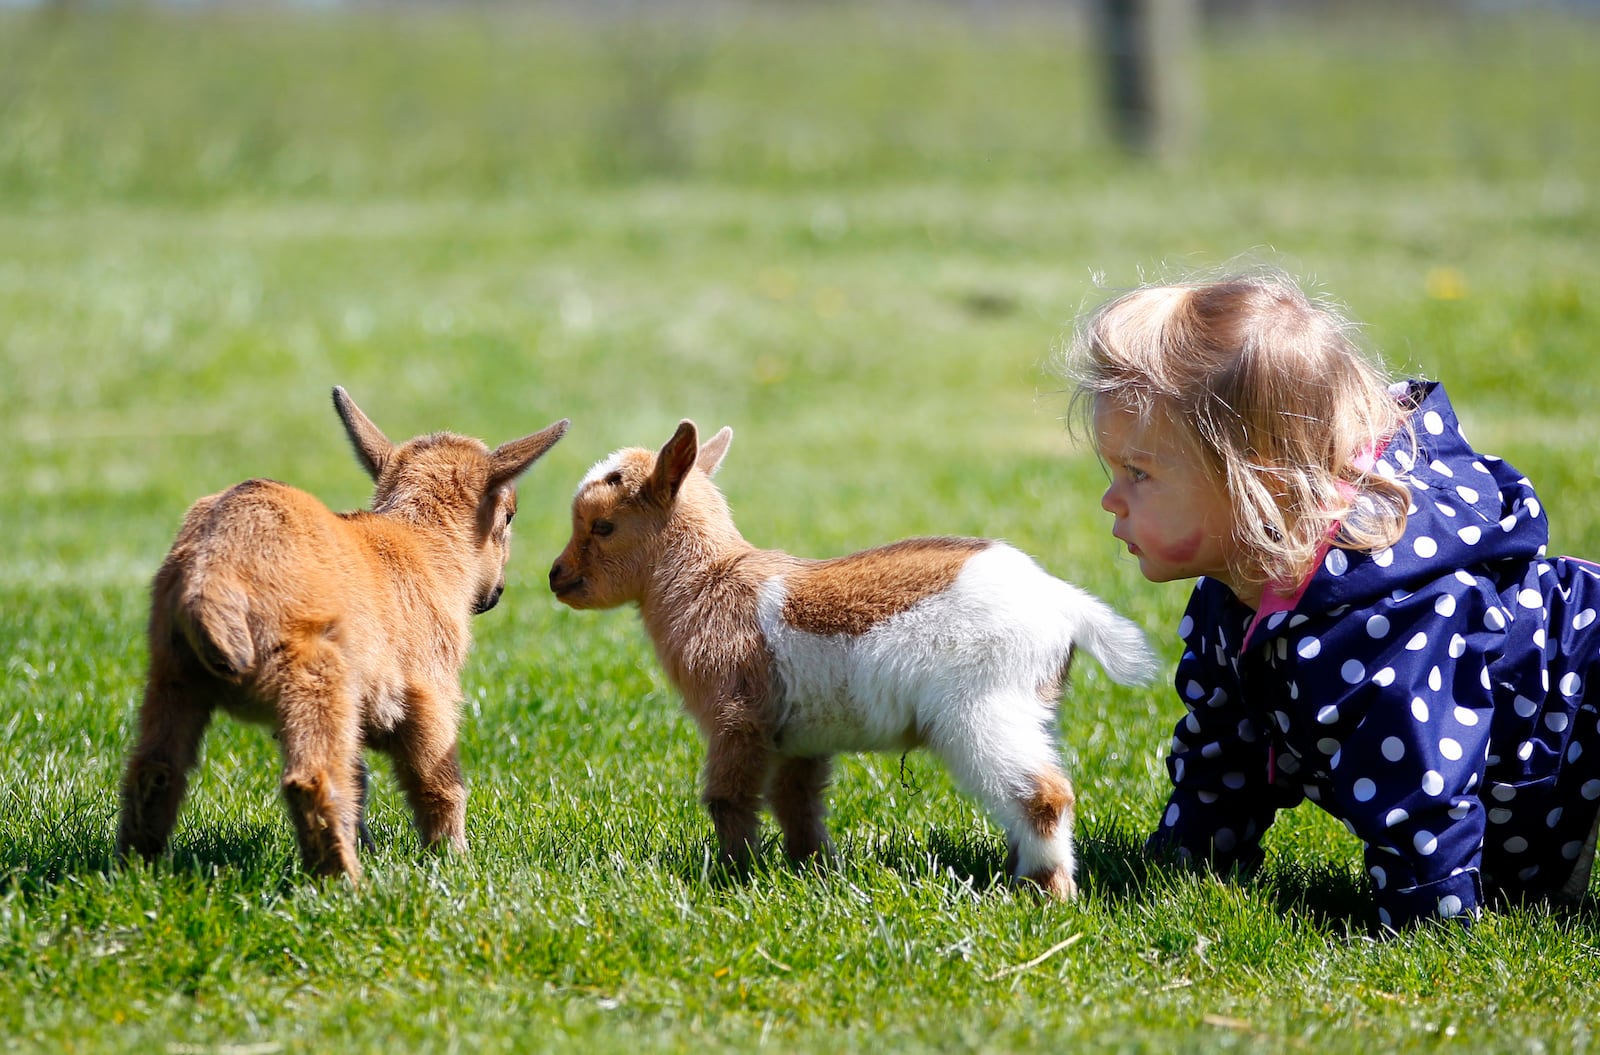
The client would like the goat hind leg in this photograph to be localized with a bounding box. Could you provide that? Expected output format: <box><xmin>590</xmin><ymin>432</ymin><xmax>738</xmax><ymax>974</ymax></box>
<box><xmin>276</xmin><ymin>677</ymin><xmax>363</xmax><ymax>880</ymax></box>
<box><xmin>927</xmin><ymin>704</ymin><xmax>1078</xmax><ymax>900</ymax></box>
<box><xmin>116</xmin><ymin>668</ymin><xmax>214</xmax><ymax>864</ymax></box>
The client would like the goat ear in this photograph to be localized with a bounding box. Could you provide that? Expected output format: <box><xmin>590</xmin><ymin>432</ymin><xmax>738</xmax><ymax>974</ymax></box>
<box><xmin>486</xmin><ymin>418</ymin><xmax>571</xmax><ymax>495</ymax></box>
<box><xmin>697</xmin><ymin>426</ymin><xmax>733</xmax><ymax>477</ymax></box>
<box><xmin>649</xmin><ymin>420</ymin><xmax>700</xmax><ymax>505</ymax></box>
<box><xmin>332</xmin><ymin>386</ymin><xmax>394</xmax><ymax>481</ymax></box>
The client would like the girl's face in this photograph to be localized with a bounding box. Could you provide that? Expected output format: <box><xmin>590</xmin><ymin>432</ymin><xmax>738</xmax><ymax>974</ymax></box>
<box><xmin>1093</xmin><ymin>399</ymin><xmax>1258</xmax><ymax>606</ymax></box>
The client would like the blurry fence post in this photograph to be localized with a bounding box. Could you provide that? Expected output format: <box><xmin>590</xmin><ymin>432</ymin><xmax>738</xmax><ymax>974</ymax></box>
<box><xmin>1097</xmin><ymin>0</ymin><xmax>1198</xmax><ymax>158</ymax></box>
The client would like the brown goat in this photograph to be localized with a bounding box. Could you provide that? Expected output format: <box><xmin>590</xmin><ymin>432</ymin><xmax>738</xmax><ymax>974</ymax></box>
<box><xmin>548</xmin><ymin>421</ymin><xmax>1156</xmax><ymax>897</ymax></box>
<box><xmin>116</xmin><ymin>388</ymin><xmax>568</xmax><ymax>881</ymax></box>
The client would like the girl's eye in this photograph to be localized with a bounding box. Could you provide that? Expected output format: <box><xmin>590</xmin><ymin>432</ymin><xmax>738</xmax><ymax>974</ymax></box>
<box><xmin>593</xmin><ymin>520</ymin><xmax>614</xmax><ymax>538</ymax></box>
<box><xmin>1125</xmin><ymin>464</ymin><xmax>1149</xmax><ymax>483</ymax></box>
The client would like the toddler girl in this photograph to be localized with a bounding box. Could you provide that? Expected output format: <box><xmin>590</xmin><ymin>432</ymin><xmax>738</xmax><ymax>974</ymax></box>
<box><xmin>1066</xmin><ymin>271</ymin><xmax>1600</xmax><ymax>928</ymax></box>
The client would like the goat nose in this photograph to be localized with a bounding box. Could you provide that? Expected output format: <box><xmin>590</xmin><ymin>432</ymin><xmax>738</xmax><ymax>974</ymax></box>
<box><xmin>548</xmin><ymin>563</ymin><xmax>563</xmax><ymax>587</ymax></box>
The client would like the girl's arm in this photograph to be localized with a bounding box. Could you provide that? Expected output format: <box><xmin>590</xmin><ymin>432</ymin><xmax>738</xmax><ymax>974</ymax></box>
<box><xmin>1146</xmin><ymin>587</ymin><xmax>1303</xmax><ymax>873</ymax></box>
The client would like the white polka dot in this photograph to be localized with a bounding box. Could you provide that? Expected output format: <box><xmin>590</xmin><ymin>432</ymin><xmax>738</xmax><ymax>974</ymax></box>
<box><xmin>1450</xmin><ymin>801</ymin><xmax>1472</xmax><ymax>820</ymax></box>
<box><xmin>1436</xmin><ymin>503</ymin><xmax>1458</xmax><ymax>519</ymax></box>
<box><xmin>1569</xmin><ymin>741</ymin><xmax>1584</xmax><ymax>763</ymax></box>
<box><xmin>1575</xmin><ymin>609</ymin><xmax>1597</xmax><ymax>631</ymax></box>
<box><xmin>1424</xmin><ymin>411</ymin><xmax>1444</xmax><ymax>435</ymax></box>
<box><xmin>1562</xmin><ymin>672</ymin><xmax>1582</xmax><ymax>698</ymax></box>
<box><xmin>1414</xmin><ymin>831</ymin><xmax>1438</xmax><ymax>855</ymax></box>
<box><xmin>1164</xmin><ymin>803</ymin><xmax>1180</xmax><ymax>826</ymax></box>
<box><xmin>1528</xmin><ymin>497</ymin><xmax>1543</xmax><ymax>518</ymax></box>
<box><xmin>1379</xmin><ymin>908</ymin><xmax>1394</xmax><ymax>928</ymax></box>
<box><xmin>1437</xmin><ymin>895</ymin><xmax>1463</xmax><ymax>917</ymax></box>
<box><xmin>1422</xmin><ymin>771</ymin><xmax>1445</xmax><ymax>796</ymax></box>
<box><xmin>1412</xmin><ymin>698</ymin><xmax>1430</xmax><ymax>722</ymax></box>
<box><xmin>1374</xmin><ymin>548</ymin><xmax>1395</xmax><ymax>568</ymax></box>
<box><xmin>1316</xmin><ymin>705</ymin><xmax>1340</xmax><ymax>725</ymax></box>
<box><xmin>1546</xmin><ymin>712</ymin><xmax>1571</xmax><ymax>733</ymax></box>
<box><xmin>1405</xmin><ymin>632</ymin><xmax>1429</xmax><ymax>651</ymax></box>
<box><xmin>1456</xmin><ymin>486</ymin><xmax>1479</xmax><ymax>504</ymax></box>
<box><xmin>1201</xmin><ymin>742</ymin><xmax>1223</xmax><ymax>760</ymax></box>
<box><xmin>1372</xmin><ymin>667</ymin><xmax>1396</xmax><ymax>687</ymax></box>
<box><xmin>1197</xmin><ymin>790</ymin><xmax>1216</xmax><ymax>804</ymax></box>
<box><xmin>1381</xmin><ymin>737</ymin><xmax>1406</xmax><ymax>762</ymax></box>
<box><xmin>1222</xmin><ymin>771</ymin><xmax>1246</xmax><ymax>790</ymax></box>
<box><xmin>1326</xmin><ymin>550</ymin><xmax>1349</xmax><ymax>576</ymax></box>
<box><xmin>1489</xmin><ymin>807</ymin><xmax>1513</xmax><ymax>825</ymax></box>
<box><xmin>1173</xmin><ymin>759</ymin><xmax>1185</xmax><ymax>782</ymax></box>
<box><xmin>1435</xmin><ymin>594</ymin><xmax>1457</xmax><ymax>618</ymax></box>
<box><xmin>1414</xmin><ymin>537</ymin><xmax>1439</xmax><ymax>559</ymax></box>
<box><xmin>1491</xmin><ymin>783</ymin><xmax>1518</xmax><ymax>802</ymax></box>
<box><xmin>1448</xmin><ymin>634</ymin><xmax>1466</xmax><ymax>659</ymax></box>
<box><xmin>1514</xmin><ymin>695</ymin><xmax>1539</xmax><ymax>718</ymax></box>
<box><xmin>1458</xmin><ymin>525</ymin><xmax>1482</xmax><ymax>545</ymax></box>
<box><xmin>1427</xmin><ymin>667</ymin><xmax>1442</xmax><ymax>693</ymax></box>
<box><xmin>1485</xmin><ymin>607</ymin><xmax>1507</xmax><ymax>630</ymax></box>
<box><xmin>1353</xmin><ymin>778</ymin><xmax>1377</xmax><ymax>802</ymax></box>
<box><xmin>1502</xmin><ymin>515</ymin><xmax>1519</xmax><ymax>533</ymax></box>
<box><xmin>1341</xmin><ymin>660</ymin><xmax>1366</xmax><ymax>684</ymax></box>
<box><xmin>1185</xmin><ymin>680</ymin><xmax>1205</xmax><ymax>700</ymax></box>
<box><xmin>1440</xmin><ymin>738</ymin><xmax>1463</xmax><ymax>761</ymax></box>
<box><xmin>1317</xmin><ymin>737</ymin><xmax>1341</xmax><ymax>755</ymax></box>
<box><xmin>1504</xmin><ymin>836</ymin><xmax>1529</xmax><ymax>854</ymax></box>
<box><xmin>1518</xmin><ymin>741</ymin><xmax>1535</xmax><ymax>761</ymax></box>
<box><xmin>1547</xmin><ymin>807</ymin><xmax>1565</xmax><ymax>828</ymax></box>
<box><xmin>1178</xmin><ymin>615</ymin><xmax>1194</xmax><ymax>638</ymax></box>
<box><xmin>1565</xmin><ymin>841</ymin><xmax>1584</xmax><ymax>860</ymax></box>
<box><xmin>1385</xmin><ymin>808</ymin><xmax>1410</xmax><ymax>828</ymax></box>
<box><xmin>1453</xmin><ymin>706</ymin><xmax>1479</xmax><ymax>727</ymax></box>
<box><xmin>1519</xmin><ymin>589</ymin><xmax>1543</xmax><ymax>610</ymax></box>
<box><xmin>1366</xmin><ymin>614</ymin><xmax>1391</xmax><ymax>638</ymax></box>
<box><xmin>1370</xmin><ymin>865</ymin><xmax>1387</xmax><ymax>888</ymax></box>
<box><xmin>1431</xmin><ymin>460</ymin><xmax>1454</xmax><ymax>478</ymax></box>
<box><xmin>1214</xmin><ymin>828</ymin><xmax>1237</xmax><ymax>853</ymax></box>
<box><xmin>1297</xmin><ymin>637</ymin><xmax>1321</xmax><ymax>660</ymax></box>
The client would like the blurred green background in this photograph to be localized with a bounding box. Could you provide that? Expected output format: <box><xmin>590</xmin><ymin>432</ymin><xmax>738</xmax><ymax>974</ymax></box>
<box><xmin>2</xmin><ymin>2</ymin><xmax>1599</xmax><ymax>1051</ymax></box>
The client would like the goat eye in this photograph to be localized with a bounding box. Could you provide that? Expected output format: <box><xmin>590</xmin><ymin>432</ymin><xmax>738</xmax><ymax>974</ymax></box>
<box><xmin>504</xmin><ymin>509</ymin><xmax>516</xmax><ymax>525</ymax></box>
<box><xmin>592</xmin><ymin>519</ymin><xmax>614</xmax><ymax>538</ymax></box>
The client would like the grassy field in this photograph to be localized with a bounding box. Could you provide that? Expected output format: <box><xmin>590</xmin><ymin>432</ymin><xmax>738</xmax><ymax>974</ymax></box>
<box><xmin>3</xmin><ymin>4</ymin><xmax>1599</xmax><ymax>1052</ymax></box>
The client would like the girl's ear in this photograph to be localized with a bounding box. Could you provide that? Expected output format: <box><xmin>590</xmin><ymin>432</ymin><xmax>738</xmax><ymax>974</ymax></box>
<box><xmin>648</xmin><ymin>420</ymin><xmax>700</xmax><ymax>505</ymax></box>
<box><xmin>697</xmin><ymin>427</ymin><xmax>733</xmax><ymax>477</ymax></box>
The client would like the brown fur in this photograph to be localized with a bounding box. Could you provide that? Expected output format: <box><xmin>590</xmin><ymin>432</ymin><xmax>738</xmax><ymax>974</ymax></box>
<box><xmin>779</xmin><ymin>537</ymin><xmax>990</xmax><ymax>635</ymax></box>
<box><xmin>116</xmin><ymin>388</ymin><xmax>567</xmax><ymax>882</ymax></box>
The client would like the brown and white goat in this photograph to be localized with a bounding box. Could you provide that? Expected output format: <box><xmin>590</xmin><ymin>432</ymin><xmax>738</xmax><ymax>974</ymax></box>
<box><xmin>548</xmin><ymin>421</ymin><xmax>1156</xmax><ymax>898</ymax></box>
<box><xmin>116</xmin><ymin>388</ymin><xmax>568</xmax><ymax>882</ymax></box>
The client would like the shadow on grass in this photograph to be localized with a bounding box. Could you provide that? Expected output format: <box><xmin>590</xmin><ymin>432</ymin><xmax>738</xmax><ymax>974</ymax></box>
<box><xmin>0</xmin><ymin>797</ymin><xmax>303</xmax><ymax>899</ymax></box>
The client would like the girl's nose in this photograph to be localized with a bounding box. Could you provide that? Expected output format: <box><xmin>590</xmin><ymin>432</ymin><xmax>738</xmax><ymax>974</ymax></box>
<box><xmin>1100</xmin><ymin>484</ymin><xmax>1122</xmax><ymax>516</ymax></box>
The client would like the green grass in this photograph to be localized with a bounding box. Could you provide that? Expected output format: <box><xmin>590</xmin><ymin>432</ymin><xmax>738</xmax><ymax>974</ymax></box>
<box><xmin>3</xmin><ymin>4</ymin><xmax>1600</xmax><ymax>1052</ymax></box>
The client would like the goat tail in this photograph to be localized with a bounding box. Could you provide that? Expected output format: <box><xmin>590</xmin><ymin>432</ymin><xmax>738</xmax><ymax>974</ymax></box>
<box><xmin>176</xmin><ymin>576</ymin><xmax>257</xmax><ymax>683</ymax></box>
<box><xmin>1060</xmin><ymin>584</ymin><xmax>1160</xmax><ymax>687</ymax></box>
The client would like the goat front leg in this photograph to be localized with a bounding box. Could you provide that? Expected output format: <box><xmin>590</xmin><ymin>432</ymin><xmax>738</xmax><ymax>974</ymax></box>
<box><xmin>767</xmin><ymin>755</ymin><xmax>836</xmax><ymax>864</ymax></box>
<box><xmin>701</xmin><ymin>723</ymin><xmax>771</xmax><ymax>875</ymax></box>
<box><xmin>388</xmin><ymin>689</ymin><xmax>467</xmax><ymax>855</ymax></box>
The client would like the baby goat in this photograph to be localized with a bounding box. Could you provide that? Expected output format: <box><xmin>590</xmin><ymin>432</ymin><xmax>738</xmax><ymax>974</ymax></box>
<box><xmin>548</xmin><ymin>421</ymin><xmax>1156</xmax><ymax>898</ymax></box>
<box><xmin>116</xmin><ymin>388</ymin><xmax>568</xmax><ymax>882</ymax></box>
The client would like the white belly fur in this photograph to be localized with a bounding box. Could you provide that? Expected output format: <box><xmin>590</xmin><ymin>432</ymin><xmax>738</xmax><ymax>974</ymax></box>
<box><xmin>757</xmin><ymin>544</ymin><xmax>1074</xmax><ymax>757</ymax></box>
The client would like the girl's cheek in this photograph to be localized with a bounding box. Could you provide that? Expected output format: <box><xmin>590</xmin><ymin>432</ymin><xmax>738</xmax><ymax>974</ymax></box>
<box><xmin>1148</xmin><ymin>529</ymin><xmax>1205</xmax><ymax>563</ymax></box>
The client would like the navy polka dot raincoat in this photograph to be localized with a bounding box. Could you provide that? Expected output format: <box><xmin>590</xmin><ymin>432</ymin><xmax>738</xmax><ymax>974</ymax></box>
<box><xmin>1149</xmin><ymin>381</ymin><xmax>1600</xmax><ymax>928</ymax></box>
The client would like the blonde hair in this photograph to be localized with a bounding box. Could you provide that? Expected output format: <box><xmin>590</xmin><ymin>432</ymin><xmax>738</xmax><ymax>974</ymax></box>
<box><xmin>1064</xmin><ymin>270</ymin><xmax>1413</xmax><ymax>593</ymax></box>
